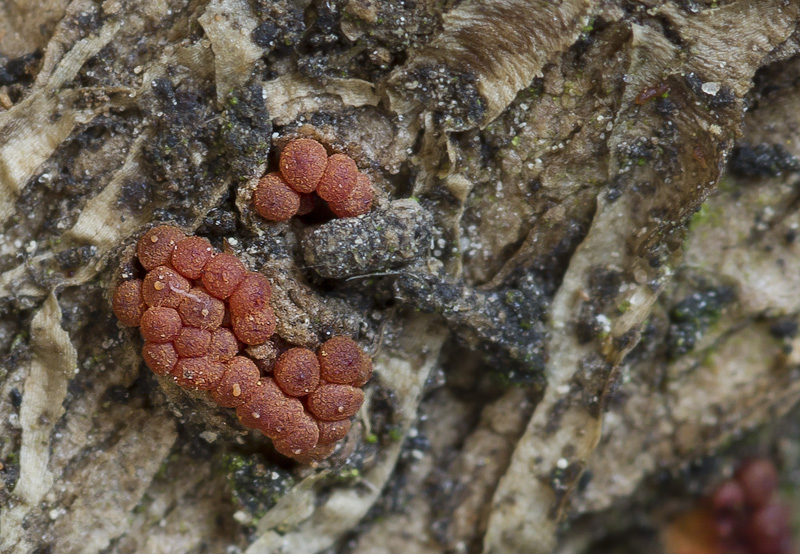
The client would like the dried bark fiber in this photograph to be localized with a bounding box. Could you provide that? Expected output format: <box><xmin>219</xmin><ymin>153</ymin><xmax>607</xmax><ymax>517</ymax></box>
<box><xmin>1</xmin><ymin>1</ymin><xmax>800</xmax><ymax>554</ymax></box>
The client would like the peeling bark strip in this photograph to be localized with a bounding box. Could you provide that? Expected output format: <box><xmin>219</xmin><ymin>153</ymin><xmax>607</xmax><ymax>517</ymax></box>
<box><xmin>0</xmin><ymin>20</ymin><xmax>122</xmax><ymax>225</ymax></box>
<box><xmin>483</xmin><ymin>2</ymin><xmax>800</xmax><ymax>553</ymax></box>
<box><xmin>198</xmin><ymin>0</ymin><xmax>264</xmax><ymax>105</ymax></box>
<box><xmin>0</xmin><ymin>294</ymin><xmax>76</xmax><ymax>552</ymax></box>
<box><xmin>388</xmin><ymin>0</ymin><xmax>593</xmax><ymax>130</ymax></box>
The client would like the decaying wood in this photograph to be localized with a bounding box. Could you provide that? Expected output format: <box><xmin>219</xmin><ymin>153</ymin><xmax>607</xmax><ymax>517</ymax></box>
<box><xmin>1</xmin><ymin>1</ymin><xmax>800</xmax><ymax>553</ymax></box>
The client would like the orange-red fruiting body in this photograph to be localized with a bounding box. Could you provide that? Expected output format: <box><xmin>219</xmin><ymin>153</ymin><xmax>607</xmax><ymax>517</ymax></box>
<box><xmin>212</xmin><ymin>356</ymin><xmax>260</xmax><ymax>407</ymax></box>
<box><xmin>138</xmin><ymin>225</ymin><xmax>185</xmax><ymax>270</ymax></box>
<box><xmin>736</xmin><ymin>459</ymin><xmax>779</xmax><ymax>509</ymax></box>
<box><xmin>172</xmin><ymin>356</ymin><xmax>225</xmax><ymax>390</ymax></box>
<box><xmin>308</xmin><ymin>382</ymin><xmax>364</xmax><ymax>421</ymax></box>
<box><xmin>202</xmin><ymin>253</ymin><xmax>247</xmax><ymax>299</ymax></box>
<box><xmin>712</xmin><ymin>480</ymin><xmax>745</xmax><ymax>515</ymax></box>
<box><xmin>113</xmin><ymin>222</ymin><xmax>375</xmax><ymax>463</ymax></box>
<box><xmin>171</xmin><ymin>236</ymin><xmax>213</xmax><ymax>279</ymax></box>
<box><xmin>290</xmin><ymin>441</ymin><xmax>337</xmax><ymax>464</ymax></box>
<box><xmin>231</xmin><ymin>305</ymin><xmax>277</xmax><ymax>345</ymax></box>
<box><xmin>747</xmin><ymin>503</ymin><xmax>791</xmax><ymax>551</ymax></box>
<box><xmin>142</xmin><ymin>266</ymin><xmax>191</xmax><ymax>308</ymax></box>
<box><xmin>229</xmin><ymin>272</ymin><xmax>272</xmax><ymax>316</ymax></box>
<box><xmin>140</xmin><ymin>307</ymin><xmax>182</xmax><ymax>343</ymax></box>
<box><xmin>257</xmin><ymin>396</ymin><xmax>306</xmax><ymax>438</ymax></box>
<box><xmin>634</xmin><ymin>82</ymin><xmax>669</xmax><ymax>105</ymax></box>
<box><xmin>177</xmin><ymin>287</ymin><xmax>226</xmax><ymax>330</ymax></box>
<box><xmin>235</xmin><ymin>378</ymin><xmax>288</xmax><ymax>429</ymax></box>
<box><xmin>353</xmin><ymin>350</ymin><xmax>373</xmax><ymax>388</ymax></box>
<box><xmin>274</xmin><ymin>347</ymin><xmax>320</xmax><ymax>397</ymax></box>
<box><xmin>112</xmin><ymin>279</ymin><xmax>146</xmax><ymax>327</ymax></box>
<box><xmin>279</xmin><ymin>138</ymin><xmax>328</xmax><ymax>193</ymax></box>
<box><xmin>253</xmin><ymin>172</ymin><xmax>301</xmax><ymax>221</ymax></box>
<box><xmin>208</xmin><ymin>327</ymin><xmax>240</xmax><ymax>362</ymax></box>
<box><xmin>318</xmin><ymin>336</ymin><xmax>366</xmax><ymax>385</ymax></box>
<box><xmin>142</xmin><ymin>341</ymin><xmax>178</xmax><ymax>375</ymax></box>
<box><xmin>174</xmin><ymin>326</ymin><xmax>212</xmax><ymax>358</ymax></box>
<box><xmin>317</xmin><ymin>418</ymin><xmax>351</xmax><ymax>444</ymax></box>
<box><xmin>316</xmin><ymin>153</ymin><xmax>358</xmax><ymax>203</ymax></box>
<box><xmin>272</xmin><ymin>412</ymin><xmax>320</xmax><ymax>455</ymax></box>
<box><xmin>330</xmin><ymin>172</ymin><xmax>373</xmax><ymax>218</ymax></box>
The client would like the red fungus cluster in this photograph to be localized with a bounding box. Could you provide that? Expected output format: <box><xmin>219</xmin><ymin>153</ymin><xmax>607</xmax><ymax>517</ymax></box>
<box><xmin>663</xmin><ymin>458</ymin><xmax>796</xmax><ymax>554</ymax></box>
<box><xmin>111</xmin><ymin>224</ymin><xmax>373</xmax><ymax>463</ymax></box>
<box><xmin>253</xmin><ymin>137</ymin><xmax>374</xmax><ymax>222</ymax></box>
<box><xmin>710</xmin><ymin>459</ymin><xmax>795</xmax><ymax>554</ymax></box>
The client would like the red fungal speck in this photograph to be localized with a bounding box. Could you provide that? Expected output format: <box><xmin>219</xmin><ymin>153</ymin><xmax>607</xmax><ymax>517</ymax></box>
<box><xmin>229</xmin><ymin>272</ymin><xmax>272</xmax><ymax>316</ymax></box>
<box><xmin>308</xmin><ymin>382</ymin><xmax>364</xmax><ymax>421</ymax></box>
<box><xmin>171</xmin><ymin>236</ymin><xmax>213</xmax><ymax>279</ymax></box>
<box><xmin>212</xmin><ymin>356</ymin><xmax>261</xmax><ymax>407</ymax></box>
<box><xmin>330</xmin><ymin>172</ymin><xmax>373</xmax><ymax>218</ymax></box>
<box><xmin>317</xmin><ymin>419</ymin><xmax>351</xmax><ymax>444</ymax></box>
<box><xmin>172</xmin><ymin>356</ymin><xmax>225</xmax><ymax>390</ymax></box>
<box><xmin>290</xmin><ymin>442</ymin><xmax>337</xmax><ymax>465</ymax></box>
<box><xmin>140</xmin><ymin>307</ymin><xmax>182</xmax><ymax>343</ymax></box>
<box><xmin>316</xmin><ymin>153</ymin><xmax>358</xmax><ymax>203</ymax></box>
<box><xmin>712</xmin><ymin>480</ymin><xmax>745</xmax><ymax>516</ymax></box>
<box><xmin>634</xmin><ymin>82</ymin><xmax>669</xmax><ymax>105</ymax></box>
<box><xmin>142</xmin><ymin>342</ymin><xmax>178</xmax><ymax>375</ymax></box>
<box><xmin>747</xmin><ymin>503</ymin><xmax>792</xmax><ymax>554</ymax></box>
<box><xmin>736</xmin><ymin>459</ymin><xmax>779</xmax><ymax>509</ymax></box>
<box><xmin>274</xmin><ymin>347</ymin><xmax>320</xmax><ymax>397</ymax></box>
<box><xmin>174</xmin><ymin>326</ymin><xmax>212</xmax><ymax>358</ymax></box>
<box><xmin>353</xmin><ymin>350</ymin><xmax>373</xmax><ymax>388</ymax></box>
<box><xmin>318</xmin><ymin>336</ymin><xmax>367</xmax><ymax>385</ymax></box>
<box><xmin>112</xmin><ymin>279</ymin><xmax>145</xmax><ymax>327</ymax></box>
<box><xmin>253</xmin><ymin>172</ymin><xmax>301</xmax><ymax>222</ymax></box>
<box><xmin>208</xmin><ymin>327</ymin><xmax>240</xmax><ymax>362</ymax></box>
<box><xmin>142</xmin><ymin>266</ymin><xmax>191</xmax><ymax>308</ymax></box>
<box><xmin>202</xmin><ymin>253</ymin><xmax>247</xmax><ymax>299</ymax></box>
<box><xmin>272</xmin><ymin>412</ymin><xmax>320</xmax><ymax>455</ymax></box>
<box><xmin>258</xmin><ymin>396</ymin><xmax>306</xmax><ymax>438</ymax></box>
<box><xmin>137</xmin><ymin>225</ymin><xmax>185</xmax><ymax>270</ymax></box>
<box><xmin>279</xmin><ymin>138</ymin><xmax>328</xmax><ymax>193</ymax></box>
<box><xmin>235</xmin><ymin>378</ymin><xmax>287</xmax><ymax>429</ymax></box>
<box><xmin>231</xmin><ymin>305</ymin><xmax>277</xmax><ymax>345</ymax></box>
<box><xmin>177</xmin><ymin>287</ymin><xmax>225</xmax><ymax>330</ymax></box>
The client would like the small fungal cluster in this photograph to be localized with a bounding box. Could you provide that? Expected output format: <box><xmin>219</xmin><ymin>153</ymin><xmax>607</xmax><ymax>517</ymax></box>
<box><xmin>112</xmin><ymin>225</ymin><xmax>372</xmax><ymax>463</ymax></box>
<box><xmin>663</xmin><ymin>458</ymin><xmax>796</xmax><ymax>554</ymax></box>
<box><xmin>253</xmin><ymin>137</ymin><xmax>374</xmax><ymax>221</ymax></box>
<box><xmin>710</xmin><ymin>459</ymin><xmax>794</xmax><ymax>554</ymax></box>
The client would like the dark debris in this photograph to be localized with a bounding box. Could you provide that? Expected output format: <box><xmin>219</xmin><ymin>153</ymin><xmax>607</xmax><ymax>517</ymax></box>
<box><xmin>730</xmin><ymin>142</ymin><xmax>800</xmax><ymax>178</ymax></box>
<box><xmin>301</xmin><ymin>199</ymin><xmax>432</xmax><ymax>279</ymax></box>
<box><xmin>666</xmin><ymin>286</ymin><xmax>735</xmax><ymax>358</ymax></box>
<box><xmin>394</xmin><ymin>269</ymin><xmax>548</xmax><ymax>385</ymax></box>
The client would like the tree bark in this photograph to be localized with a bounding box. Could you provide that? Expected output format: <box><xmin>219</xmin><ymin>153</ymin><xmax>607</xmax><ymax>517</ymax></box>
<box><xmin>1</xmin><ymin>1</ymin><xmax>799</xmax><ymax>553</ymax></box>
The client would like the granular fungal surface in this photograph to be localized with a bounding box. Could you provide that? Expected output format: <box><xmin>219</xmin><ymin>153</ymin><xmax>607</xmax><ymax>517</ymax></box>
<box><xmin>112</xmin><ymin>225</ymin><xmax>372</xmax><ymax>463</ymax></box>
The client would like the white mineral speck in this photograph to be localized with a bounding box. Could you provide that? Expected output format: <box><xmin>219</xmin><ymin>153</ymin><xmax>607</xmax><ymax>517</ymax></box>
<box><xmin>701</xmin><ymin>82</ymin><xmax>721</xmax><ymax>96</ymax></box>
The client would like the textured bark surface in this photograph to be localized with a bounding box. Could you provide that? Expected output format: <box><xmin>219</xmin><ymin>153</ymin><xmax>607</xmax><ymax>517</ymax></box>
<box><xmin>1</xmin><ymin>1</ymin><xmax>800</xmax><ymax>553</ymax></box>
